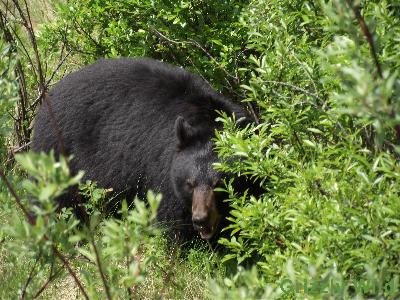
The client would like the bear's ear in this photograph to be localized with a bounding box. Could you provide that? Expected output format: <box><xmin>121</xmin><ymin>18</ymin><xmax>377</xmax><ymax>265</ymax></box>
<box><xmin>175</xmin><ymin>116</ymin><xmax>195</xmax><ymax>148</ymax></box>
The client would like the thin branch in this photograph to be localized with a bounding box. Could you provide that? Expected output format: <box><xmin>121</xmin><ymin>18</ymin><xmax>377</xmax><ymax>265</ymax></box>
<box><xmin>29</xmin><ymin>46</ymin><xmax>71</xmax><ymax>113</ymax></box>
<box><xmin>51</xmin><ymin>246</ymin><xmax>89</xmax><ymax>300</ymax></box>
<box><xmin>73</xmin><ymin>18</ymin><xmax>104</xmax><ymax>53</ymax></box>
<box><xmin>33</xmin><ymin>264</ymin><xmax>65</xmax><ymax>299</ymax></box>
<box><xmin>12</xmin><ymin>0</ymin><xmax>46</xmax><ymax>92</ymax></box>
<box><xmin>188</xmin><ymin>37</ymin><xmax>238</xmax><ymax>81</ymax></box>
<box><xmin>7</xmin><ymin>111</ymin><xmax>18</xmax><ymax>122</ymax></box>
<box><xmin>246</xmin><ymin>102</ymin><xmax>260</xmax><ymax>125</ymax></box>
<box><xmin>0</xmin><ymin>169</ymin><xmax>89</xmax><ymax>300</ymax></box>
<box><xmin>45</xmin><ymin>49</ymin><xmax>72</xmax><ymax>87</ymax></box>
<box><xmin>6</xmin><ymin>23</ymin><xmax>39</xmax><ymax>82</ymax></box>
<box><xmin>185</xmin><ymin>56</ymin><xmax>212</xmax><ymax>86</ymax></box>
<box><xmin>0</xmin><ymin>8</ymin><xmax>31</xmax><ymax>145</ymax></box>
<box><xmin>347</xmin><ymin>1</ymin><xmax>383</xmax><ymax>79</ymax></box>
<box><xmin>394</xmin><ymin>125</ymin><xmax>400</xmax><ymax>146</ymax></box>
<box><xmin>346</xmin><ymin>2</ymin><xmax>400</xmax><ymax>144</ymax></box>
<box><xmin>292</xmin><ymin>131</ymin><xmax>305</xmax><ymax>155</ymax></box>
<box><xmin>263</xmin><ymin>80</ymin><xmax>323</xmax><ymax>102</ymax></box>
<box><xmin>12</xmin><ymin>141</ymin><xmax>31</xmax><ymax>153</ymax></box>
<box><xmin>150</xmin><ymin>28</ymin><xmax>238</xmax><ymax>81</ymax></box>
<box><xmin>20</xmin><ymin>252</ymin><xmax>41</xmax><ymax>299</ymax></box>
<box><xmin>0</xmin><ymin>169</ymin><xmax>36</xmax><ymax>224</ymax></box>
<box><xmin>1</xmin><ymin>3</ymin><xmax>89</xmax><ymax>296</ymax></box>
<box><xmin>90</xmin><ymin>237</ymin><xmax>112</xmax><ymax>300</ymax></box>
<box><xmin>291</xmin><ymin>51</ymin><xmax>318</xmax><ymax>94</ymax></box>
<box><xmin>1</xmin><ymin>1</ymin><xmax>48</xmax><ymax>145</ymax></box>
<box><xmin>22</xmin><ymin>0</ymin><xmax>44</xmax><ymax>87</ymax></box>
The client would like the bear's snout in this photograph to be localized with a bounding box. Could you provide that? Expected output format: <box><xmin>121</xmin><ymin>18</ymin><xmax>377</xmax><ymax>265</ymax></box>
<box><xmin>192</xmin><ymin>185</ymin><xmax>220</xmax><ymax>240</ymax></box>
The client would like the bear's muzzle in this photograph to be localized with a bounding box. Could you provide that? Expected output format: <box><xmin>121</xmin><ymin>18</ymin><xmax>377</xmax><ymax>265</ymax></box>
<box><xmin>191</xmin><ymin>185</ymin><xmax>221</xmax><ymax>240</ymax></box>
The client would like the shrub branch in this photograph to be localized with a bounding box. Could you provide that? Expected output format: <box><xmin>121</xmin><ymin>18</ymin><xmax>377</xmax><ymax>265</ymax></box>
<box><xmin>347</xmin><ymin>1</ymin><xmax>383</xmax><ymax>78</ymax></box>
<box><xmin>0</xmin><ymin>168</ymin><xmax>89</xmax><ymax>300</ymax></box>
<box><xmin>90</xmin><ymin>236</ymin><xmax>112</xmax><ymax>300</ymax></box>
<box><xmin>33</xmin><ymin>262</ymin><xmax>65</xmax><ymax>299</ymax></box>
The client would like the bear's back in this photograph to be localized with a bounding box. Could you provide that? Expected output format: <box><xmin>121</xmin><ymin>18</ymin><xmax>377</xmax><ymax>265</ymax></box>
<box><xmin>32</xmin><ymin>58</ymin><xmax>245</xmax><ymax>198</ymax></box>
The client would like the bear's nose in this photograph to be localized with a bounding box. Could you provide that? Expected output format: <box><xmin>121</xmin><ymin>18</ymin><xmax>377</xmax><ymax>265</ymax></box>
<box><xmin>192</xmin><ymin>214</ymin><xmax>208</xmax><ymax>229</ymax></box>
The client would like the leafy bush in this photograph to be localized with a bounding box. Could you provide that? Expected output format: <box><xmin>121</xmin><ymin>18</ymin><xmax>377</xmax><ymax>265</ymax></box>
<box><xmin>212</xmin><ymin>0</ymin><xmax>400</xmax><ymax>298</ymax></box>
<box><xmin>43</xmin><ymin>0</ymin><xmax>250</xmax><ymax>94</ymax></box>
<box><xmin>1</xmin><ymin>151</ymin><xmax>215</xmax><ymax>299</ymax></box>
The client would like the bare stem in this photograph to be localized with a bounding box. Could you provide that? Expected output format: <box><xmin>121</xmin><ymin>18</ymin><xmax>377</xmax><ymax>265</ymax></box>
<box><xmin>51</xmin><ymin>246</ymin><xmax>89</xmax><ymax>300</ymax></box>
<box><xmin>0</xmin><ymin>169</ymin><xmax>36</xmax><ymax>224</ymax></box>
<box><xmin>150</xmin><ymin>28</ymin><xmax>238</xmax><ymax>81</ymax></box>
<box><xmin>20</xmin><ymin>253</ymin><xmax>41</xmax><ymax>299</ymax></box>
<box><xmin>346</xmin><ymin>2</ymin><xmax>400</xmax><ymax>144</ymax></box>
<box><xmin>33</xmin><ymin>264</ymin><xmax>65</xmax><ymax>299</ymax></box>
<box><xmin>347</xmin><ymin>1</ymin><xmax>383</xmax><ymax>79</ymax></box>
<box><xmin>263</xmin><ymin>80</ymin><xmax>323</xmax><ymax>103</ymax></box>
<box><xmin>90</xmin><ymin>236</ymin><xmax>112</xmax><ymax>300</ymax></box>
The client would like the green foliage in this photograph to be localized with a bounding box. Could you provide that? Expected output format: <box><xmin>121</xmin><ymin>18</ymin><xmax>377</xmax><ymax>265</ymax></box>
<box><xmin>16</xmin><ymin>151</ymin><xmax>83</xmax><ymax>209</ymax></box>
<box><xmin>2</xmin><ymin>152</ymin><xmax>160</xmax><ymax>298</ymax></box>
<box><xmin>42</xmin><ymin>0</ymin><xmax>249</xmax><ymax>93</ymax></box>
<box><xmin>0</xmin><ymin>38</ymin><xmax>18</xmax><ymax>160</ymax></box>
<box><xmin>212</xmin><ymin>0</ymin><xmax>400</xmax><ymax>298</ymax></box>
<box><xmin>210</xmin><ymin>266</ymin><xmax>282</xmax><ymax>299</ymax></box>
<box><xmin>1</xmin><ymin>151</ymin><xmax>223</xmax><ymax>299</ymax></box>
<box><xmin>79</xmin><ymin>180</ymin><xmax>113</xmax><ymax>214</ymax></box>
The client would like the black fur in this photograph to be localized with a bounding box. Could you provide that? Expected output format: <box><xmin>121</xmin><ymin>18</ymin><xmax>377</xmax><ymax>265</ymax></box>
<box><xmin>32</xmin><ymin>58</ymin><xmax>251</xmax><ymax>241</ymax></box>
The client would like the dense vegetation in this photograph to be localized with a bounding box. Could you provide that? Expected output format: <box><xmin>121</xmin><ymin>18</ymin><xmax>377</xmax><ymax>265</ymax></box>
<box><xmin>1</xmin><ymin>0</ymin><xmax>399</xmax><ymax>299</ymax></box>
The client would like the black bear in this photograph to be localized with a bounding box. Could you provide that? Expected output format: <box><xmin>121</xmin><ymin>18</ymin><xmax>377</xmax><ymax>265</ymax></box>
<box><xmin>32</xmin><ymin>58</ymin><xmax>252</xmax><ymax>241</ymax></box>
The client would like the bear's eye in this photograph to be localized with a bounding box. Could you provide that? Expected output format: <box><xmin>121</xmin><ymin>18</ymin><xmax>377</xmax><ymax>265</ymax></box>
<box><xmin>212</xmin><ymin>178</ymin><xmax>223</xmax><ymax>188</ymax></box>
<box><xmin>185</xmin><ymin>179</ymin><xmax>195</xmax><ymax>190</ymax></box>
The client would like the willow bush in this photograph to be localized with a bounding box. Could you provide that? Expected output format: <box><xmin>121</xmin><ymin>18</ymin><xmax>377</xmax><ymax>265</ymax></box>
<box><xmin>42</xmin><ymin>0</ymin><xmax>250</xmax><ymax>95</ymax></box>
<box><xmin>212</xmin><ymin>0</ymin><xmax>400</xmax><ymax>298</ymax></box>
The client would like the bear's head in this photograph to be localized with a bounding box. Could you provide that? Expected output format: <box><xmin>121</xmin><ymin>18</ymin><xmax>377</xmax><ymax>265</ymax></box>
<box><xmin>171</xmin><ymin>116</ymin><xmax>227</xmax><ymax>240</ymax></box>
